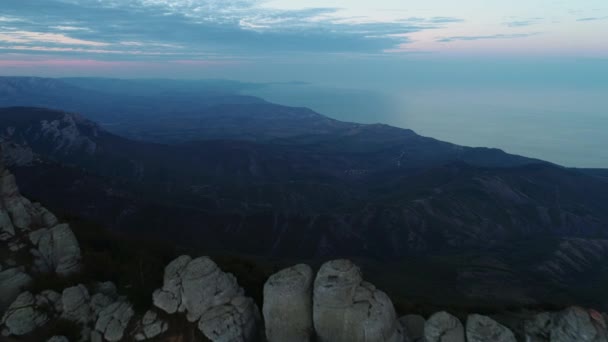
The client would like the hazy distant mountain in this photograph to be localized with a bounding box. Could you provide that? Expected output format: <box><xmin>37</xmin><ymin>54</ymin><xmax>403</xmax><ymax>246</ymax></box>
<box><xmin>0</xmin><ymin>77</ymin><xmax>265</xmax><ymax>139</ymax></box>
<box><xmin>2</xmin><ymin>103</ymin><xmax>608</xmax><ymax>309</ymax></box>
<box><xmin>2</xmin><ymin>106</ymin><xmax>607</xmax><ymax>256</ymax></box>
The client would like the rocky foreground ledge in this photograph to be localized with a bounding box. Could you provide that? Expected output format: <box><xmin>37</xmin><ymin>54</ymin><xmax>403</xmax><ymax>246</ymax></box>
<box><xmin>1</xmin><ymin>160</ymin><xmax>608</xmax><ymax>341</ymax></box>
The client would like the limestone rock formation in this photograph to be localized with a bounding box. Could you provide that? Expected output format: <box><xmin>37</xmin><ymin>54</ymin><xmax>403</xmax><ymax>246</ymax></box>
<box><xmin>93</xmin><ymin>301</ymin><xmax>134</xmax><ymax>342</ymax></box>
<box><xmin>198</xmin><ymin>295</ymin><xmax>260</xmax><ymax>342</ymax></box>
<box><xmin>61</xmin><ymin>284</ymin><xmax>92</xmax><ymax>325</ymax></box>
<box><xmin>0</xmin><ymin>162</ymin><xmax>82</xmax><ymax>317</ymax></box>
<box><xmin>47</xmin><ymin>336</ymin><xmax>70</xmax><ymax>342</ymax></box>
<box><xmin>0</xmin><ymin>267</ymin><xmax>32</xmax><ymax>312</ymax></box>
<box><xmin>263</xmin><ymin>263</ymin><xmax>313</xmax><ymax>342</ymax></box>
<box><xmin>1</xmin><ymin>291</ymin><xmax>59</xmax><ymax>336</ymax></box>
<box><xmin>424</xmin><ymin>311</ymin><xmax>465</xmax><ymax>342</ymax></box>
<box><xmin>551</xmin><ymin>307</ymin><xmax>608</xmax><ymax>342</ymax></box>
<box><xmin>153</xmin><ymin>255</ymin><xmax>260</xmax><ymax>342</ymax></box>
<box><xmin>313</xmin><ymin>259</ymin><xmax>403</xmax><ymax>342</ymax></box>
<box><xmin>133</xmin><ymin>310</ymin><xmax>169</xmax><ymax>341</ymax></box>
<box><xmin>29</xmin><ymin>224</ymin><xmax>82</xmax><ymax>276</ymax></box>
<box><xmin>465</xmin><ymin>314</ymin><xmax>516</xmax><ymax>342</ymax></box>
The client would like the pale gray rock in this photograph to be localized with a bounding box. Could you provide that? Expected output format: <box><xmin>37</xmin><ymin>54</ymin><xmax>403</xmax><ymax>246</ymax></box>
<box><xmin>198</xmin><ymin>296</ymin><xmax>260</xmax><ymax>342</ymax></box>
<box><xmin>134</xmin><ymin>310</ymin><xmax>169</xmax><ymax>341</ymax></box>
<box><xmin>0</xmin><ymin>208</ymin><xmax>15</xmax><ymax>241</ymax></box>
<box><xmin>551</xmin><ymin>307</ymin><xmax>608</xmax><ymax>342</ymax></box>
<box><xmin>180</xmin><ymin>256</ymin><xmax>243</xmax><ymax>322</ymax></box>
<box><xmin>0</xmin><ymin>267</ymin><xmax>32</xmax><ymax>312</ymax></box>
<box><xmin>263</xmin><ymin>264</ymin><xmax>313</xmax><ymax>342</ymax></box>
<box><xmin>424</xmin><ymin>311</ymin><xmax>465</xmax><ymax>342</ymax></box>
<box><xmin>153</xmin><ymin>255</ymin><xmax>243</xmax><ymax>322</ymax></box>
<box><xmin>313</xmin><ymin>259</ymin><xmax>403</xmax><ymax>342</ymax></box>
<box><xmin>1</xmin><ymin>170</ymin><xmax>33</xmax><ymax>231</ymax></box>
<box><xmin>29</xmin><ymin>224</ymin><xmax>81</xmax><ymax>276</ymax></box>
<box><xmin>90</xmin><ymin>293</ymin><xmax>114</xmax><ymax>317</ymax></box>
<box><xmin>60</xmin><ymin>284</ymin><xmax>92</xmax><ymax>325</ymax></box>
<box><xmin>466</xmin><ymin>314</ymin><xmax>516</xmax><ymax>342</ymax></box>
<box><xmin>37</xmin><ymin>205</ymin><xmax>59</xmax><ymax>228</ymax></box>
<box><xmin>92</xmin><ymin>281</ymin><xmax>118</xmax><ymax>299</ymax></box>
<box><xmin>154</xmin><ymin>255</ymin><xmax>261</xmax><ymax>342</ymax></box>
<box><xmin>47</xmin><ymin>336</ymin><xmax>70</xmax><ymax>342</ymax></box>
<box><xmin>1</xmin><ymin>292</ymin><xmax>50</xmax><ymax>336</ymax></box>
<box><xmin>152</xmin><ymin>255</ymin><xmax>191</xmax><ymax>314</ymax></box>
<box><xmin>94</xmin><ymin>301</ymin><xmax>135</xmax><ymax>342</ymax></box>
<box><xmin>399</xmin><ymin>314</ymin><xmax>425</xmax><ymax>342</ymax></box>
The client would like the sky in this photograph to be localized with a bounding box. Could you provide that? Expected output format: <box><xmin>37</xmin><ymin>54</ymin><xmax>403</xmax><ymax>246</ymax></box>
<box><xmin>1</xmin><ymin>0</ymin><xmax>607</xmax><ymax>80</ymax></box>
<box><xmin>1</xmin><ymin>0</ymin><xmax>608</xmax><ymax>167</ymax></box>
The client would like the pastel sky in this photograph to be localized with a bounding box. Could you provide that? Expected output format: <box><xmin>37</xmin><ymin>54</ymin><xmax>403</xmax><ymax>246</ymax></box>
<box><xmin>1</xmin><ymin>0</ymin><xmax>608</xmax><ymax>80</ymax></box>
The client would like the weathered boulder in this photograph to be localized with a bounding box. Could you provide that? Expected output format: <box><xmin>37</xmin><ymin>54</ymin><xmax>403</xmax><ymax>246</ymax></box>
<box><xmin>47</xmin><ymin>336</ymin><xmax>70</xmax><ymax>342</ymax></box>
<box><xmin>466</xmin><ymin>314</ymin><xmax>516</xmax><ymax>342</ymax></box>
<box><xmin>29</xmin><ymin>224</ymin><xmax>82</xmax><ymax>276</ymax></box>
<box><xmin>424</xmin><ymin>311</ymin><xmax>465</xmax><ymax>342</ymax></box>
<box><xmin>152</xmin><ymin>255</ymin><xmax>191</xmax><ymax>314</ymax></box>
<box><xmin>134</xmin><ymin>310</ymin><xmax>169</xmax><ymax>341</ymax></box>
<box><xmin>0</xmin><ymin>208</ymin><xmax>15</xmax><ymax>241</ymax></box>
<box><xmin>60</xmin><ymin>284</ymin><xmax>92</xmax><ymax>325</ymax></box>
<box><xmin>1</xmin><ymin>292</ymin><xmax>51</xmax><ymax>336</ymax></box>
<box><xmin>153</xmin><ymin>255</ymin><xmax>260</xmax><ymax>342</ymax></box>
<box><xmin>551</xmin><ymin>307</ymin><xmax>608</xmax><ymax>342</ymax></box>
<box><xmin>0</xmin><ymin>267</ymin><xmax>32</xmax><ymax>312</ymax></box>
<box><xmin>94</xmin><ymin>300</ymin><xmax>134</xmax><ymax>342</ymax></box>
<box><xmin>0</xmin><ymin>170</ymin><xmax>33</xmax><ymax>231</ymax></box>
<box><xmin>90</xmin><ymin>293</ymin><xmax>115</xmax><ymax>317</ymax></box>
<box><xmin>198</xmin><ymin>296</ymin><xmax>260</xmax><ymax>342</ymax></box>
<box><xmin>153</xmin><ymin>256</ymin><xmax>243</xmax><ymax>322</ymax></box>
<box><xmin>313</xmin><ymin>259</ymin><xmax>403</xmax><ymax>342</ymax></box>
<box><xmin>263</xmin><ymin>263</ymin><xmax>313</xmax><ymax>342</ymax></box>
<box><xmin>399</xmin><ymin>314</ymin><xmax>425</xmax><ymax>342</ymax></box>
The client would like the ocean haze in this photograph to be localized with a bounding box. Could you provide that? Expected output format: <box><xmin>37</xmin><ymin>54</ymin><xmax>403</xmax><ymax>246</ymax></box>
<box><xmin>245</xmin><ymin>83</ymin><xmax>608</xmax><ymax>168</ymax></box>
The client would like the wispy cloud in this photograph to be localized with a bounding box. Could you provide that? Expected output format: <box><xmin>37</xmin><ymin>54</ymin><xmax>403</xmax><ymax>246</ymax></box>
<box><xmin>577</xmin><ymin>16</ymin><xmax>608</xmax><ymax>22</ymax></box>
<box><xmin>0</xmin><ymin>0</ymin><xmax>464</xmax><ymax>59</ymax></box>
<box><xmin>437</xmin><ymin>33</ymin><xmax>538</xmax><ymax>43</ymax></box>
<box><xmin>0</xmin><ymin>30</ymin><xmax>108</xmax><ymax>46</ymax></box>
<box><xmin>503</xmin><ymin>18</ymin><xmax>543</xmax><ymax>27</ymax></box>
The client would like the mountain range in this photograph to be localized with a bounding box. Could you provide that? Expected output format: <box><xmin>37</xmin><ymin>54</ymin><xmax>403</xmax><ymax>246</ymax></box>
<box><xmin>1</xmin><ymin>76</ymin><xmax>607</xmax><ymax>310</ymax></box>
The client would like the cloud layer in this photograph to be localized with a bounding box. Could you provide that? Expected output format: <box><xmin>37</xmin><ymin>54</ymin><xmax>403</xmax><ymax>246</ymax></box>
<box><xmin>0</xmin><ymin>0</ymin><xmax>462</xmax><ymax>60</ymax></box>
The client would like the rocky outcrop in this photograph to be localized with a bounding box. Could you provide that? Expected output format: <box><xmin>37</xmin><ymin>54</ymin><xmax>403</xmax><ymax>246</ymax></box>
<box><xmin>93</xmin><ymin>301</ymin><xmax>134</xmax><ymax>342</ymax></box>
<box><xmin>133</xmin><ymin>310</ymin><xmax>168</xmax><ymax>341</ymax></box>
<box><xmin>153</xmin><ymin>255</ymin><xmax>260</xmax><ymax>342</ymax></box>
<box><xmin>424</xmin><ymin>311</ymin><xmax>465</xmax><ymax>342</ymax></box>
<box><xmin>47</xmin><ymin>336</ymin><xmax>69</xmax><ymax>342</ymax></box>
<box><xmin>0</xmin><ymin>267</ymin><xmax>32</xmax><ymax>312</ymax></box>
<box><xmin>0</xmin><ymin>282</ymin><xmax>133</xmax><ymax>341</ymax></box>
<box><xmin>312</xmin><ymin>259</ymin><xmax>403</xmax><ymax>342</ymax></box>
<box><xmin>1</xmin><ymin>290</ymin><xmax>62</xmax><ymax>336</ymax></box>
<box><xmin>263</xmin><ymin>264</ymin><xmax>313</xmax><ymax>342</ymax></box>
<box><xmin>29</xmin><ymin>224</ymin><xmax>82</xmax><ymax>276</ymax></box>
<box><xmin>465</xmin><ymin>314</ymin><xmax>516</xmax><ymax>342</ymax></box>
<box><xmin>551</xmin><ymin>307</ymin><xmax>608</xmax><ymax>342</ymax></box>
<box><xmin>199</xmin><ymin>295</ymin><xmax>260</xmax><ymax>342</ymax></box>
<box><xmin>0</xmin><ymin>161</ymin><xmax>82</xmax><ymax>312</ymax></box>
